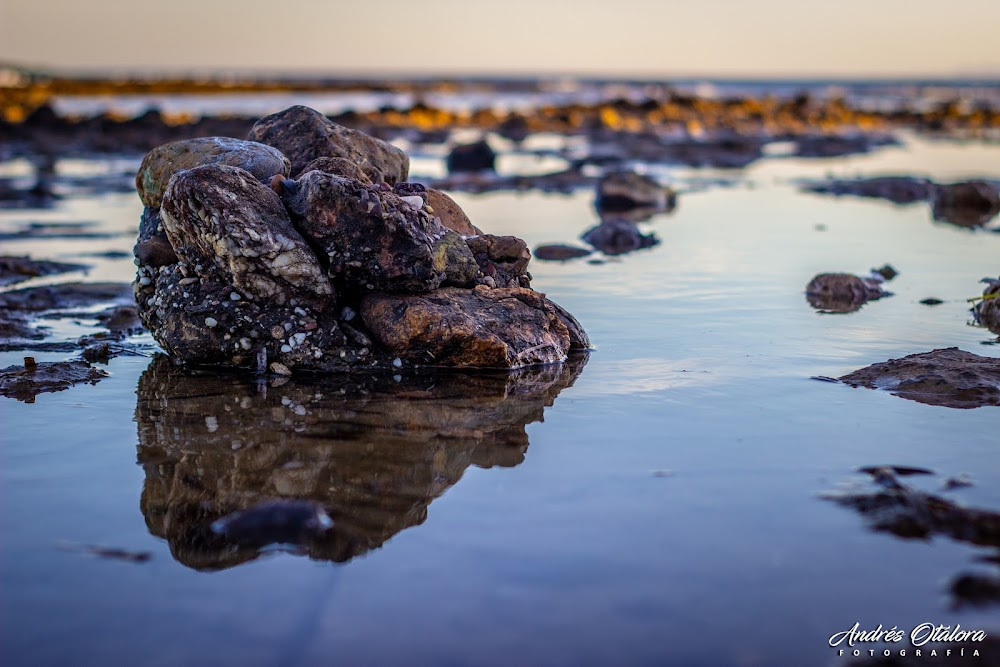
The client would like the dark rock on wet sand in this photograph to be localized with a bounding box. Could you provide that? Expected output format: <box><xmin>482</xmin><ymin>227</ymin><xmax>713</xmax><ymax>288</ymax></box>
<box><xmin>533</xmin><ymin>244</ymin><xmax>592</xmax><ymax>261</ymax></box>
<box><xmin>446</xmin><ymin>139</ymin><xmax>496</xmax><ymax>173</ymax></box>
<box><xmin>871</xmin><ymin>263</ymin><xmax>898</xmax><ymax>281</ymax></box>
<box><xmin>582</xmin><ymin>218</ymin><xmax>659</xmax><ymax>256</ymax></box>
<box><xmin>0</xmin><ymin>256</ymin><xmax>86</xmax><ymax>287</ymax></box>
<box><xmin>839</xmin><ymin>347</ymin><xmax>1000</xmax><ymax>408</ymax></box>
<box><xmin>920</xmin><ymin>297</ymin><xmax>945</xmax><ymax>306</ymax></box>
<box><xmin>0</xmin><ymin>358</ymin><xmax>108</xmax><ymax>402</ymax></box>
<box><xmin>247</xmin><ymin>105</ymin><xmax>409</xmax><ymax>184</ymax></box>
<box><xmin>805</xmin><ymin>272</ymin><xmax>890</xmax><ymax>313</ymax></box>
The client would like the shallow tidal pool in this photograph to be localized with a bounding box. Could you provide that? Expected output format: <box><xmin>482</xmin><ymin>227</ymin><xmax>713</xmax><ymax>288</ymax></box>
<box><xmin>2</xmin><ymin>135</ymin><xmax>999</xmax><ymax>666</ymax></box>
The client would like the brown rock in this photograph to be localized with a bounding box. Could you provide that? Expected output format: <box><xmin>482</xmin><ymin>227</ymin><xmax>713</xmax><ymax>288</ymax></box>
<box><xmin>247</xmin><ymin>105</ymin><xmax>409</xmax><ymax>184</ymax></box>
<box><xmin>426</xmin><ymin>189</ymin><xmax>482</xmax><ymax>236</ymax></box>
<box><xmin>360</xmin><ymin>286</ymin><xmax>571</xmax><ymax>368</ymax></box>
<box><xmin>136</xmin><ymin>137</ymin><xmax>290</xmax><ymax>209</ymax></box>
<box><xmin>465</xmin><ymin>234</ymin><xmax>532</xmax><ymax>288</ymax></box>
<box><xmin>533</xmin><ymin>244</ymin><xmax>592</xmax><ymax>261</ymax></box>
<box><xmin>931</xmin><ymin>180</ymin><xmax>1000</xmax><ymax>228</ymax></box>
<box><xmin>805</xmin><ymin>272</ymin><xmax>890</xmax><ymax>313</ymax></box>
<box><xmin>839</xmin><ymin>348</ymin><xmax>1000</xmax><ymax>409</ymax></box>
<box><xmin>582</xmin><ymin>218</ymin><xmax>658</xmax><ymax>256</ymax></box>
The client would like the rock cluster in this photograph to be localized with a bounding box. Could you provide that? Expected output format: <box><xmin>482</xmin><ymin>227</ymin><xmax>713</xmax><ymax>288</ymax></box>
<box><xmin>133</xmin><ymin>106</ymin><xmax>588</xmax><ymax>372</ymax></box>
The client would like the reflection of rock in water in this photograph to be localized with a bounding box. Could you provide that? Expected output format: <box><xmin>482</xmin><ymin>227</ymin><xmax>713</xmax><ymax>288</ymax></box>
<box><xmin>824</xmin><ymin>468</ymin><xmax>1000</xmax><ymax>610</ymax></box>
<box><xmin>136</xmin><ymin>354</ymin><xmax>587</xmax><ymax>571</ymax></box>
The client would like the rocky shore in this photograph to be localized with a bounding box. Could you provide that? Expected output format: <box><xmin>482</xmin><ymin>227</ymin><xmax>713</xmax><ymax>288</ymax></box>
<box><xmin>132</xmin><ymin>105</ymin><xmax>589</xmax><ymax>373</ymax></box>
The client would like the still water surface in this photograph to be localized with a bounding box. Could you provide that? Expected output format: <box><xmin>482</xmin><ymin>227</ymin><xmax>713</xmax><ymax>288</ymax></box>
<box><xmin>1</xmin><ymin>135</ymin><xmax>999</xmax><ymax>666</ymax></box>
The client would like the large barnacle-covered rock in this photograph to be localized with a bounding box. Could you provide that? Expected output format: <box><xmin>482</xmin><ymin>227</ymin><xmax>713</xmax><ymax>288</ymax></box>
<box><xmin>247</xmin><ymin>105</ymin><xmax>409</xmax><ymax>184</ymax></box>
<box><xmin>160</xmin><ymin>164</ymin><xmax>332</xmax><ymax>307</ymax></box>
<box><xmin>133</xmin><ymin>106</ymin><xmax>589</xmax><ymax>372</ymax></box>
<box><xmin>282</xmin><ymin>170</ymin><xmax>476</xmax><ymax>293</ymax></box>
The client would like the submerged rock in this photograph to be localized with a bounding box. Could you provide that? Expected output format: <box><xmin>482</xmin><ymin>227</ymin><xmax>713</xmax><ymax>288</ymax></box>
<box><xmin>0</xmin><ymin>358</ymin><xmax>108</xmax><ymax>402</ymax></box>
<box><xmin>582</xmin><ymin>218</ymin><xmax>659</xmax><ymax>256</ymax></box>
<box><xmin>446</xmin><ymin>139</ymin><xmax>496</xmax><ymax>173</ymax></box>
<box><xmin>247</xmin><ymin>105</ymin><xmax>409</xmax><ymax>184</ymax></box>
<box><xmin>595</xmin><ymin>170</ymin><xmax>676</xmax><ymax>213</ymax></box>
<box><xmin>794</xmin><ymin>133</ymin><xmax>897</xmax><ymax>158</ymax></box>
<box><xmin>805</xmin><ymin>272</ymin><xmax>890</xmax><ymax>313</ymax></box>
<box><xmin>931</xmin><ymin>180</ymin><xmax>1000</xmax><ymax>228</ymax></box>
<box><xmin>135</xmin><ymin>137</ymin><xmax>290</xmax><ymax>209</ymax></box>
<box><xmin>839</xmin><ymin>347</ymin><xmax>1000</xmax><ymax>409</ymax></box>
<box><xmin>533</xmin><ymin>244</ymin><xmax>592</xmax><ymax>261</ymax></box>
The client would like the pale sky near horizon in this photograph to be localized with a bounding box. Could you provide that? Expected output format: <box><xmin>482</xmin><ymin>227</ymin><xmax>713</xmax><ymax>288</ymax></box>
<box><xmin>1</xmin><ymin>0</ymin><xmax>998</xmax><ymax>78</ymax></box>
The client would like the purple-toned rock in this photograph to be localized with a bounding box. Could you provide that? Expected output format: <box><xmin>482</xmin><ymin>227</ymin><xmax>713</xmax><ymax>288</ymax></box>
<box><xmin>582</xmin><ymin>218</ymin><xmax>658</xmax><ymax>256</ymax></box>
<box><xmin>465</xmin><ymin>234</ymin><xmax>531</xmax><ymax>288</ymax></box>
<box><xmin>294</xmin><ymin>156</ymin><xmax>372</xmax><ymax>183</ymax></box>
<box><xmin>804</xmin><ymin>176</ymin><xmax>933</xmax><ymax>205</ymax></box>
<box><xmin>361</xmin><ymin>286</ymin><xmax>571</xmax><ymax>368</ymax></box>
<box><xmin>136</xmin><ymin>137</ymin><xmax>289</xmax><ymax>209</ymax></box>
<box><xmin>805</xmin><ymin>272</ymin><xmax>890</xmax><ymax>313</ymax></box>
<box><xmin>247</xmin><ymin>105</ymin><xmax>409</xmax><ymax>184</ymax></box>
<box><xmin>533</xmin><ymin>244</ymin><xmax>592</xmax><ymax>261</ymax></box>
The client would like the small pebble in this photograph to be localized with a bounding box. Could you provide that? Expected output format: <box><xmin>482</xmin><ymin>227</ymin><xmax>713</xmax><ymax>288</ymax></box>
<box><xmin>269</xmin><ymin>362</ymin><xmax>292</xmax><ymax>376</ymax></box>
<box><xmin>205</xmin><ymin>317</ymin><xmax>218</xmax><ymax>328</ymax></box>
<box><xmin>271</xmin><ymin>326</ymin><xmax>285</xmax><ymax>340</ymax></box>
<box><xmin>392</xmin><ymin>358</ymin><xmax>403</xmax><ymax>368</ymax></box>
<box><xmin>230</xmin><ymin>292</ymin><xmax>241</xmax><ymax>301</ymax></box>
<box><xmin>280</xmin><ymin>344</ymin><xmax>292</xmax><ymax>353</ymax></box>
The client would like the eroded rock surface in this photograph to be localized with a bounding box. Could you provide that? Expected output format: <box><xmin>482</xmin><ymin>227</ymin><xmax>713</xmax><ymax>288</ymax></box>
<box><xmin>247</xmin><ymin>105</ymin><xmax>409</xmax><ymax>183</ymax></box>
<box><xmin>805</xmin><ymin>272</ymin><xmax>890</xmax><ymax>313</ymax></box>
<box><xmin>839</xmin><ymin>348</ymin><xmax>1000</xmax><ymax>408</ymax></box>
<box><xmin>361</xmin><ymin>286</ymin><xmax>570</xmax><ymax>368</ymax></box>
<box><xmin>136</xmin><ymin>137</ymin><xmax>289</xmax><ymax>209</ymax></box>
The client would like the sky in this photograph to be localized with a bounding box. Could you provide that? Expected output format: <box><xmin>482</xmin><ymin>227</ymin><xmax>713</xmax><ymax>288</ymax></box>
<box><xmin>2</xmin><ymin>0</ymin><xmax>999</xmax><ymax>78</ymax></box>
